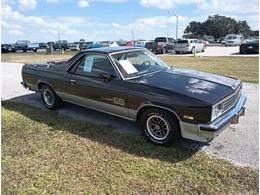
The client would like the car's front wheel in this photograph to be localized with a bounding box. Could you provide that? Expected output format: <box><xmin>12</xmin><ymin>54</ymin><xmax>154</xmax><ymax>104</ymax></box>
<box><xmin>40</xmin><ymin>85</ymin><xmax>62</xmax><ymax>110</ymax></box>
<box><xmin>141</xmin><ymin>108</ymin><xmax>180</xmax><ymax>146</ymax></box>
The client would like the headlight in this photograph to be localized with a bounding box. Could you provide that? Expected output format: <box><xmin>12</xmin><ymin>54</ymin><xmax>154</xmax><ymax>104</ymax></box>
<box><xmin>211</xmin><ymin>103</ymin><xmax>224</xmax><ymax>121</ymax></box>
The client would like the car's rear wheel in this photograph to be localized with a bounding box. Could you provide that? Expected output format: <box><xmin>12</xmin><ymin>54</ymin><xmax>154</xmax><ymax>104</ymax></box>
<box><xmin>141</xmin><ymin>108</ymin><xmax>180</xmax><ymax>146</ymax></box>
<box><xmin>162</xmin><ymin>47</ymin><xmax>166</xmax><ymax>54</ymax></box>
<box><xmin>40</xmin><ymin>85</ymin><xmax>62</xmax><ymax>110</ymax></box>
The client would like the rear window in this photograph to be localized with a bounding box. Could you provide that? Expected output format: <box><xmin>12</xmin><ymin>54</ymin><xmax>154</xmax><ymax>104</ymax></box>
<box><xmin>155</xmin><ymin>37</ymin><xmax>167</xmax><ymax>42</ymax></box>
<box><xmin>177</xmin><ymin>40</ymin><xmax>188</xmax><ymax>43</ymax></box>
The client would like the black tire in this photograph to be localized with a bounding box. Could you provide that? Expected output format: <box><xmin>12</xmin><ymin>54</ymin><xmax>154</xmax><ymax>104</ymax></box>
<box><xmin>191</xmin><ymin>47</ymin><xmax>195</xmax><ymax>54</ymax></box>
<box><xmin>175</xmin><ymin>51</ymin><xmax>180</xmax><ymax>54</ymax></box>
<box><xmin>162</xmin><ymin>47</ymin><xmax>166</xmax><ymax>54</ymax></box>
<box><xmin>240</xmin><ymin>49</ymin><xmax>246</xmax><ymax>54</ymax></box>
<box><xmin>23</xmin><ymin>49</ymin><xmax>27</xmax><ymax>52</ymax></box>
<box><xmin>40</xmin><ymin>85</ymin><xmax>62</xmax><ymax>110</ymax></box>
<box><xmin>140</xmin><ymin>108</ymin><xmax>180</xmax><ymax>146</ymax></box>
<box><xmin>33</xmin><ymin>49</ymin><xmax>37</xmax><ymax>52</ymax></box>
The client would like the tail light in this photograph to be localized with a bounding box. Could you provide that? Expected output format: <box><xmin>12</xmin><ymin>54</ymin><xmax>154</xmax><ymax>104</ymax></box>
<box><xmin>157</xmin><ymin>43</ymin><xmax>161</xmax><ymax>49</ymax></box>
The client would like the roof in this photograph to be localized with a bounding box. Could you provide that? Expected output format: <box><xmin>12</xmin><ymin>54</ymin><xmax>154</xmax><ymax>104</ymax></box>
<box><xmin>79</xmin><ymin>46</ymin><xmax>144</xmax><ymax>54</ymax></box>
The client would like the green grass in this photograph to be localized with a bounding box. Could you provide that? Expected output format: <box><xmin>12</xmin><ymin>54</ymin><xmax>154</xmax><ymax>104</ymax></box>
<box><xmin>2</xmin><ymin>101</ymin><xmax>258</xmax><ymax>194</ymax></box>
<box><xmin>160</xmin><ymin>56</ymin><xmax>259</xmax><ymax>83</ymax></box>
<box><xmin>2</xmin><ymin>51</ymin><xmax>258</xmax><ymax>83</ymax></box>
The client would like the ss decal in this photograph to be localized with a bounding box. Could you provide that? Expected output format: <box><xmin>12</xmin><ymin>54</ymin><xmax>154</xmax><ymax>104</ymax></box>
<box><xmin>112</xmin><ymin>97</ymin><xmax>125</xmax><ymax>106</ymax></box>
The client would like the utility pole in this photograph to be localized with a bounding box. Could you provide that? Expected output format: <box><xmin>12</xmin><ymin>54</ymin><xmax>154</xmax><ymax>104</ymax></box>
<box><xmin>131</xmin><ymin>30</ymin><xmax>135</xmax><ymax>41</ymax></box>
<box><xmin>176</xmin><ymin>15</ymin><xmax>178</xmax><ymax>40</ymax></box>
<box><xmin>57</xmin><ymin>25</ymin><xmax>60</xmax><ymax>41</ymax></box>
<box><xmin>167</xmin><ymin>11</ymin><xmax>178</xmax><ymax>40</ymax></box>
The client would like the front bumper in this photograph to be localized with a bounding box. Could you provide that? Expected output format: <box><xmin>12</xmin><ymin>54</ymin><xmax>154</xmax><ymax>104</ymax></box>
<box><xmin>225</xmin><ymin>42</ymin><xmax>238</xmax><ymax>46</ymax></box>
<box><xmin>180</xmin><ymin>94</ymin><xmax>246</xmax><ymax>142</ymax></box>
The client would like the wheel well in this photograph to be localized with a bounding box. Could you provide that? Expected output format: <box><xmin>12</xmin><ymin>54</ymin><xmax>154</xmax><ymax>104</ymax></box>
<box><xmin>38</xmin><ymin>82</ymin><xmax>52</xmax><ymax>91</ymax></box>
<box><xmin>136</xmin><ymin>106</ymin><xmax>180</xmax><ymax>123</ymax></box>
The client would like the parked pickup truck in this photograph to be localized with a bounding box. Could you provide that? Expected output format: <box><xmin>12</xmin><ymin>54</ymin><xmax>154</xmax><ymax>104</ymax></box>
<box><xmin>21</xmin><ymin>47</ymin><xmax>246</xmax><ymax>146</ymax></box>
<box><xmin>145</xmin><ymin>37</ymin><xmax>176</xmax><ymax>54</ymax></box>
<box><xmin>13</xmin><ymin>40</ymin><xmax>30</xmax><ymax>52</ymax></box>
<box><xmin>53</xmin><ymin>40</ymin><xmax>69</xmax><ymax>50</ymax></box>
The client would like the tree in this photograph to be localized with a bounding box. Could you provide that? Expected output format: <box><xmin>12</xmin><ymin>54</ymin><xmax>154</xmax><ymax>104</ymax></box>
<box><xmin>184</xmin><ymin>15</ymin><xmax>253</xmax><ymax>38</ymax></box>
<box><xmin>235</xmin><ymin>21</ymin><xmax>252</xmax><ymax>37</ymax></box>
<box><xmin>184</xmin><ymin>21</ymin><xmax>203</xmax><ymax>36</ymax></box>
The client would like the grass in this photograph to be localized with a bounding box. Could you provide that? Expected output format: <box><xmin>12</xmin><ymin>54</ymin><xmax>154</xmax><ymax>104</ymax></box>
<box><xmin>2</xmin><ymin>101</ymin><xmax>259</xmax><ymax>194</ymax></box>
<box><xmin>1</xmin><ymin>51</ymin><xmax>77</xmax><ymax>63</ymax></box>
<box><xmin>1</xmin><ymin>51</ymin><xmax>259</xmax><ymax>83</ymax></box>
<box><xmin>160</xmin><ymin>55</ymin><xmax>259</xmax><ymax>83</ymax></box>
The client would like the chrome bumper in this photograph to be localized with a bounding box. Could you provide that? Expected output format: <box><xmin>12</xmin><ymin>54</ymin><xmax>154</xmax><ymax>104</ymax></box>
<box><xmin>180</xmin><ymin>94</ymin><xmax>246</xmax><ymax>142</ymax></box>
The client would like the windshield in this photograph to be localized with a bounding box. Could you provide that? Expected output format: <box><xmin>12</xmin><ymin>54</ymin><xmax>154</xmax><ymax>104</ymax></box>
<box><xmin>17</xmin><ymin>40</ymin><xmax>29</xmax><ymax>44</ymax></box>
<box><xmin>226</xmin><ymin>36</ymin><xmax>237</xmax><ymax>40</ymax></box>
<box><xmin>111</xmin><ymin>50</ymin><xmax>168</xmax><ymax>79</ymax></box>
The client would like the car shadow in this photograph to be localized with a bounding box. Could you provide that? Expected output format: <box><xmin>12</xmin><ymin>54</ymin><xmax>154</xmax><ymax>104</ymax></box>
<box><xmin>2</xmin><ymin>94</ymin><xmax>209</xmax><ymax>163</ymax></box>
<box><xmin>231</xmin><ymin>52</ymin><xmax>259</xmax><ymax>56</ymax></box>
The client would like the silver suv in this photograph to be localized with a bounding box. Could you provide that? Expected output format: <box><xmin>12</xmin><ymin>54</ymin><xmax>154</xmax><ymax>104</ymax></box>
<box><xmin>225</xmin><ymin>34</ymin><xmax>243</xmax><ymax>46</ymax></box>
<box><xmin>175</xmin><ymin>39</ymin><xmax>205</xmax><ymax>54</ymax></box>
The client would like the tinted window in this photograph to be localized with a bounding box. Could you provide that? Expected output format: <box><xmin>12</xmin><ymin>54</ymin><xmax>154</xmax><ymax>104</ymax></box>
<box><xmin>74</xmin><ymin>54</ymin><xmax>118</xmax><ymax>78</ymax></box>
<box><xmin>155</xmin><ymin>37</ymin><xmax>167</xmax><ymax>42</ymax></box>
<box><xmin>177</xmin><ymin>40</ymin><xmax>188</xmax><ymax>43</ymax></box>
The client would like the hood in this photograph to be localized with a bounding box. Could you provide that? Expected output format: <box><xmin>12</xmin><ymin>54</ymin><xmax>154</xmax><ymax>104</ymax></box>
<box><xmin>129</xmin><ymin>68</ymin><xmax>240</xmax><ymax>104</ymax></box>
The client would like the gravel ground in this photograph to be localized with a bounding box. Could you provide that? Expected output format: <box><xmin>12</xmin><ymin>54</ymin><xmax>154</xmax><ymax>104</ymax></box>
<box><xmin>2</xmin><ymin>62</ymin><xmax>259</xmax><ymax>169</ymax></box>
<box><xmin>163</xmin><ymin>46</ymin><xmax>259</xmax><ymax>57</ymax></box>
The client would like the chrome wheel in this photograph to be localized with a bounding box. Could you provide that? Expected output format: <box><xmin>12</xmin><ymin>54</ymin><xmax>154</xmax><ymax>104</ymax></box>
<box><xmin>146</xmin><ymin>115</ymin><xmax>170</xmax><ymax>140</ymax></box>
<box><xmin>43</xmin><ymin>88</ymin><xmax>54</xmax><ymax>106</ymax></box>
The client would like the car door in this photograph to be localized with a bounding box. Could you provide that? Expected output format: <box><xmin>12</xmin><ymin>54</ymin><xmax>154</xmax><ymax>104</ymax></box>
<box><xmin>198</xmin><ymin>39</ymin><xmax>204</xmax><ymax>51</ymax></box>
<box><xmin>194</xmin><ymin>39</ymin><xmax>202</xmax><ymax>51</ymax></box>
<box><xmin>168</xmin><ymin>38</ymin><xmax>175</xmax><ymax>52</ymax></box>
<box><xmin>66</xmin><ymin>53</ymin><xmax>129</xmax><ymax>118</ymax></box>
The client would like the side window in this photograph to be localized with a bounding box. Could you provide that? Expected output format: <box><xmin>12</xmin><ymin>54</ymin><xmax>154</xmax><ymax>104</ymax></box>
<box><xmin>74</xmin><ymin>54</ymin><xmax>118</xmax><ymax>78</ymax></box>
<box><xmin>168</xmin><ymin>38</ymin><xmax>175</xmax><ymax>43</ymax></box>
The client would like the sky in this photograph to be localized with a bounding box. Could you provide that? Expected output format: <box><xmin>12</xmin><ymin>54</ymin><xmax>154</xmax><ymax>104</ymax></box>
<box><xmin>1</xmin><ymin>0</ymin><xmax>259</xmax><ymax>43</ymax></box>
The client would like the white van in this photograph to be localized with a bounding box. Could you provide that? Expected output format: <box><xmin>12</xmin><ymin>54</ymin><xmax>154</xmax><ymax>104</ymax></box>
<box><xmin>225</xmin><ymin>34</ymin><xmax>243</xmax><ymax>46</ymax></box>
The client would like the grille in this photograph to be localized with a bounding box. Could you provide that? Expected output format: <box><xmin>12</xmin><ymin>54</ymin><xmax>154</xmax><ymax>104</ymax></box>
<box><xmin>222</xmin><ymin>87</ymin><xmax>241</xmax><ymax>113</ymax></box>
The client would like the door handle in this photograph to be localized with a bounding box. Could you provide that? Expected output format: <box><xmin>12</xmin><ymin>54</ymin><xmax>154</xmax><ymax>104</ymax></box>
<box><xmin>70</xmin><ymin>79</ymin><xmax>76</xmax><ymax>84</ymax></box>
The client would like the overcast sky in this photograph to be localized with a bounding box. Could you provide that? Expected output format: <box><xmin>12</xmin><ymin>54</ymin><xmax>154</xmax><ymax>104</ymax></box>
<box><xmin>1</xmin><ymin>0</ymin><xmax>259</xmax><ymax>43</ymax></box>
